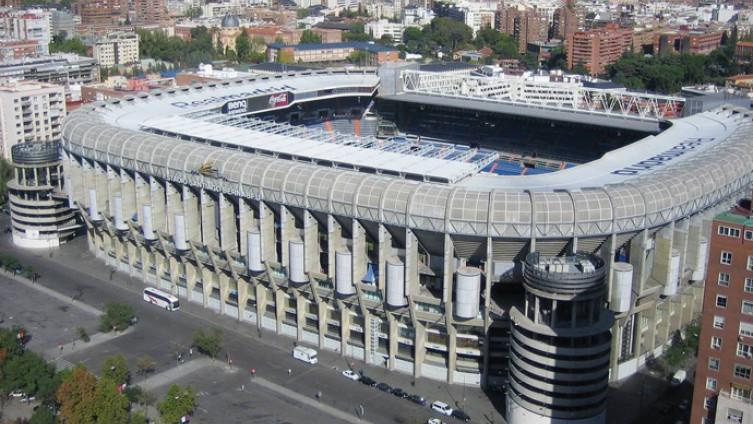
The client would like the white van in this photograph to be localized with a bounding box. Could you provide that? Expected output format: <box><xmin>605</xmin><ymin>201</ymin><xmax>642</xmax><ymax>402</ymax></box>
<box><xmin>671</xmin><ymin>369</ymin><xmax>687</xmax><ymax>386</ymax></box>
<box><xmin>293</xmin><ymin>346</ymin><xmax>318</xmax><ymax>364</ymax></box>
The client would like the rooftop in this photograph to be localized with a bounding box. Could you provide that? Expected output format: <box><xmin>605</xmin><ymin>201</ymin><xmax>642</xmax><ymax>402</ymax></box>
<box><xmin>268</xmin><ymin>41</ymin><xmax>397</xmax><ymax>53</ymax></box>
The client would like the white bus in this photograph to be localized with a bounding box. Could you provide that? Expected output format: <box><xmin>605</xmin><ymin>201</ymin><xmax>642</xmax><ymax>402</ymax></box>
<box><xmin>142</xmin><ymin>287</ymin><xmax>180</xmax><ymax>311</ymax></box>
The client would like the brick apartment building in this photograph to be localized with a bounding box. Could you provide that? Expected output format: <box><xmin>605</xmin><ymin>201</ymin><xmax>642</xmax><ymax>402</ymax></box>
<box><xmin>567</xmin><ymin>23</ymin><xmax>632</xmax><ymax>76</ymax></box>
<box><xmin>496</xmin><ymin>5</ymin><xmax>542</xmax><ymax>54</ymax></box>
<box><xmin>656</xmin><ymin>30</ymin><xmax>723</xmax><ymax>56</ymax></box>
<box><xmin>691</xmin><ymin>193</ymin><xmax>753</xmax><ymax>424</ymax></box>
<box><xmin>737</xmin><ymin>41</ymin><xmax>753</xmax><ymax>63</ymax></box>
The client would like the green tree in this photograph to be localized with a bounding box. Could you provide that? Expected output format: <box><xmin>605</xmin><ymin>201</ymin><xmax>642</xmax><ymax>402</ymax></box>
<box><xmin>99</xmin><ymin>303</ymin><xmax>135</xmax><ymax>332</ymax></box>
<box><xmin>235</xmin><ymin>32</ymin><xmax>251</xmax><ymax>62</ymax></box>
<box><xmin>49</xmin><ymin>35</ymin><xmax>87</xmax><ymax>56</ymax></box>
<box><xmin>135</xmin><ymin>355</ymin><xmax>156</xmax><ymax>379</ymax></box>
<box><xmin>29</xmin><ymin>406</ymin><xmax>57</xmax><ymax>424</ymax></box>
<box><xmin>0</xmin><ymin>156</ymin><xmax>13</xmax><ymax>205</ymax></box>
<box><xmin>296</xmin><ymin>8</ymin><xmax>310</xmax><ymax>19</ymax></box>
<box><xmin>101</xmin><ymin>355</ymin><xmax>130</xmax><ymax>385</ymax></box>
<box><xmin>1</xmin><ymin>350</ymin><xmax>57</xmax><ymax>402</ymax></box>
<box><xmin>426</xmin><ymin>17</ymin><xmax>473</xmax><ymax>53</ymax></box>
<box><xmin>344</xmin><ymin>22</ymin><xmax>370</xmax><ymax>42</ymax></box>
<box><xmin>92</xmin><ymin>377</ymin><xmax>129</xmax><ymax>424</ymax></box>
<box><xmin>192</xmin><ymin>328</ymin><xmax>223</xmax><ymax>358</ymax></box>
<box><xmin>158</xmin><ymin>384</ymin><xmax>197</xmax><ymax>424</ymax></box>
<box><xmin>347</xmin><ymin>50</ymin><xmax>369</xmax><ymax>66</ymax></box>
<box><xmin>378</xmin><ymin>34</ymin><xmax>393</xmax><ymax>46</ymax></box>
<box><xmin>300</xmin><ymin>29</ymin><xmax>322</xmax><ymax>44</ymax></box>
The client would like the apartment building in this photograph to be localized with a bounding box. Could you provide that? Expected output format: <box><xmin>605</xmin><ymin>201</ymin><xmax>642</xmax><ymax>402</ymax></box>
<box><xmin>267</xmin><ymin>42</ymin><xmax>399</xmax><ymax>65</ymax></box>
<box><xmin>0</xmin><ymin>80</ymin><xmax>65</xmax><ymax>159</ymax></box>
<box><xmin>691</xmin><ymin>194</ymin><xmax>753</xmax><ymax>424</ymax></box>
<box><xmin>496</xmin><ymin>5</ymin><xmax>543</xmax><ymax>54</ymax></box>
<box><xmin>93</xmin><ymin>31</ymin><xmax>139</xmax><ymax>67</ymax></box>
<box><xmin>567</xmin><ymin>23</ymin><xmax>632</xmax><ymax>76</ymax></box>
<box><xmin>0</xmin><ymin>8</ymin><xmax>52</xmax><ymax>55</ymax></box>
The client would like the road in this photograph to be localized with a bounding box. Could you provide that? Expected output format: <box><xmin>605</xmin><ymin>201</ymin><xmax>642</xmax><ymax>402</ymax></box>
<box><xmin>0</xmin><ymin>226</ymin><xmax>495</xmax><ymax>424</ymax></box>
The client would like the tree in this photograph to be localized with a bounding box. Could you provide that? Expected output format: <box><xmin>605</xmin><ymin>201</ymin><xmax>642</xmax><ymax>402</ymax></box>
<box><xmin>101</xmin><ymin>355</ymin><xmax>130</xmax><ymax>385</ymax></box>
<box><xmin>347</xmin><ymin>50</ymin><xmax>369</xmax><ymax>66</ymax></box>
<box><xmin>29</xmin><ymin>406</ymin><xmax>57</xmax><ymax>424</ymax></box>
<box><xmin>57</xmin><ymin>366</ymin><xmax>98</xmax><ymax>424</ymax></box>
<box><xmin>1</xmin><ymin>350</ymin><xmax>57</xmax><ymax>402</ymax></box>
<box><xmin>296</xmin><ymin>8</ymin><xmax>310</xmax><ymax>19</ymax></box>
<box><xmin>92</xmin><ymin>377</ymin><xmax>129</xmax><ymax>424</ymax></box>
<box><xmin>344</xmin><ymin>22</ymin><xmax>370</xmax><ymax>42</ymax></box>
<box><xmin>135</xmin><ymin>355</ymin><xmax>156</xmax><ymax>379</ymax></box>
<box><xmin>378</xmin><ymin>34</ymin><xmax>393</xmax><ymax>46</ymax></box>
<box><xmin>277</xmin><ymin>49</ymin><xmax>294</xmax><ymax>64</ymax></box>
<box><xmin>235</xmin><ymin>32</ymin><xmax>251</xmax><ymax>62</ymax></box>
<box><xmin>158</xmin><ymin>384</ymin><xmax>197</xmax><ymax>424</ymax></box>
<box><xmin>99</xmin><ymin>303</ymin><xmax>135</xmax><ymax>332</ymax></box>
<box><xmin>0</xmin><ymin>156</ymin><xmax>13</xmax><ymax>205</ymax></box>
<box><xmin>300</xmin><ymin>29</ymin><xmax>322</xmax><ymax>44</ymax></box>
<box><xmin>49</xmin><ymin>35</ymin><xmax>87</xmax><ymax>56</ymax></box>
<box><xmin>192</xmin><ymin>328</ymin><xmax>223</xmax><ymax>358</ymax></box>
<box><xmin>426</xmin><ymin>17</ymin><xmax>473</xmax><ymax>53</ymax></box>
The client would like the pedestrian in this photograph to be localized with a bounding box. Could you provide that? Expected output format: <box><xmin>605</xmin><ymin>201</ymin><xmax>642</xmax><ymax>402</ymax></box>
<box><xmin>58</xmin><ymin>343</ymin><xmax>63</xmax><ymax>351</ymax></box>
<box><xmin>287</xmin><ymin>368</ymin><xmax>291</xmax><ymax>376</ymax></box>
<box><xmin>241</xmin><ymin>384</ymin><xmax>245</xmax><ymax>391</ymax></box>
<box><xmin>189</xmin><ymin>347</ymin><xmax>193</xmax><ymax>357</ymax></box>
<box><xmin>251</xmin><ymin>368</ymin><xmax>256</xmax><ymax>377</ymax></box>
<box><xmin>316</xmin><ymin>391</ymin><xmax>322</xmax><ymax>400</ymax></box>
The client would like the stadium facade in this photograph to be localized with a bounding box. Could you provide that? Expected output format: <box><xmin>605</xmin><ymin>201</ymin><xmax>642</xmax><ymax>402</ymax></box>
<box><xmin>59</xmin><ymin>67</ymin><xmax>753</xmax><ymax>424</ymax></box>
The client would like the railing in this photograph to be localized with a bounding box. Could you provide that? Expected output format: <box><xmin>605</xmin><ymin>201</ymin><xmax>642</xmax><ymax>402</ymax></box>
<box><xmin>402</xmin><ymin>70</ymin><xmax>685</xmax><ymax>121</ymax></box>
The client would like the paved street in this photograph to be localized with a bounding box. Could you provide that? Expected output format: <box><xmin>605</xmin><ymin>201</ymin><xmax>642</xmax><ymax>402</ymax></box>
<box><xmin>0</xmin><ymin>226</ymin><xmax>495</xmax><ymax>424</ymax></box>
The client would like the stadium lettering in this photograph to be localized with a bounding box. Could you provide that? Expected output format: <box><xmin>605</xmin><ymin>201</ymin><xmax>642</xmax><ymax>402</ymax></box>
<box><xmin>610</xmin><ymin>138</ymin><xmax>715</xmax><ymax>176</ymax></box>
<box><xmin>170</xmin><ymin>85</ymin><xmax>296</xmax><ymax>109</ymax></box>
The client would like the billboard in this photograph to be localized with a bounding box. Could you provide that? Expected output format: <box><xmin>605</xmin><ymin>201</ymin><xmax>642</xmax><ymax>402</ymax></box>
<box><xmin>221</xmin><ymin>92</ymin><xmax>292</xmax><ymax>114</ymax></box>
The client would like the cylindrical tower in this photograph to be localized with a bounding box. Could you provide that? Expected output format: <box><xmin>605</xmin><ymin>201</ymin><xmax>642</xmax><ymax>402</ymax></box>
<box><xmin>507</xmin><ymin>252</ymin><xmax>613</xmax><ymax>424</ymax></box>
<box><xmin>8</xmin><ymin>141</ymin><xmax>77</xmax><ymax>248</ymax></box>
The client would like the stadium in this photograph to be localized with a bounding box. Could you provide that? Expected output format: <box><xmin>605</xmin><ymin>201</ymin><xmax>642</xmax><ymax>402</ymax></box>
<box><xmin>58</xmin><ymin>64</ymin><xmax>753</xmax><ymax>424</ymax></box>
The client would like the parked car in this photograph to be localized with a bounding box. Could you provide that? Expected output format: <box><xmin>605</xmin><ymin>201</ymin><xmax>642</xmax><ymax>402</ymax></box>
<box><xmin>431</xmin><ymin>401</ymin><xmax>453</xmax><ymax>416</ymax></box>
<box><xmin>8</xmin><ymin>390</ymin><xmax>25</xmax><ymax>398</ymax></box>
<box><xmin>341</xmin><ymin>370</ymin><xmax>360</xmax><ymax>381</ymax></box>
<box><xmin>451</xmin><ymin>409</ymin><xmax>471</xmax><ymax>422</ymax></box>
<box><xmin>670</xmin><ymin>369</ymin><xmax>687</xmax><ymax>386</ymax></box>
<box><xmin>392</xmin><ymin>387</ymin><xmax>408</xmax><ymax>398</ymax></box>
<box><xmin>20</xmin><ymin>395</ymin><xmax>36</xmax><ymax>403</ymax></box>
<box><xmin>359</xmin><ymin>376</ymin><xmax>377</xmax><ymax>387</ymax></box>
<box><xmin>376</xmin><ymin>382</ymin><xmax>393</xmax><ymax>393</ymax></box>
<box><xmin>407</xmin><ymin>394</ymin><xmax>428</xmax><ymax>406</ymax></box>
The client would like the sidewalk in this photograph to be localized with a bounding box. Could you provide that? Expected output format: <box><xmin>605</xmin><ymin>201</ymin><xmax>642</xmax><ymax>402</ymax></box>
<box><xmin>139</xmin><ymin>358</ymin><xmax>228</xmax><ymax>391</ymax></box>
<box><xmin>4</xmin><ymin>268</ymin><xmax>102</xmax><ymax>316</ymax></box>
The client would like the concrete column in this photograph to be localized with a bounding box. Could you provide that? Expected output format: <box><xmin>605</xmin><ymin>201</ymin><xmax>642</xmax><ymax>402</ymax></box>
<box><xmin>200</xmin><ymin>189</ymin><xmax>218</xmax><ymax>249</ymax></box>
<box><xmin>303</xmin><ymin>211</ymin><xmax>319</xmax><ymax>274</ymax></box>
<box><xmin>352</xmin><ymin>220</ymin><xmax>367</xmax><ymax>287</ymax></box>
<box><xmin>602</xmin><ymin>234</ymin><xmax>617</xmax><ymax>302</ymax></box>
<box><xmin>237</xmin><ymin>278</ymin><xmax>250</xmax><ymax>321</ymax></box>
<box><xmin>182</xmin><ymin>186</ymin><xmax>200</xmax><ymax>243</ymax></box>
<box><xmin>318</xmin><ymin>303</ymin><xmax>328</xmax><ymax>350</ymax></box>
<box><xmin>629</xmin><ymin>229</ymin><xmax>649</xmax><ymax>293</ymax></box>
<box><xmin>259</xmin><ymin>202</ymin><xmax>276</xmax><ymax>263</ymax></box>
<box><xmin>442</xmin><ymin>235</ymin><xmax>454</xmax><ymax>303</ymax></box>
<box><xmin>201</xmin><ymin>267</ymin><xmax>213</xmax><ymax>308</ymax></box>
<box><xmin>672</xmin><ymin>219</ymin><xmax>689</xmax><ymax>288</ymax></box>
<box><xmin>149</xmin><ymin>177</ymin><xmax>166</xmax><ymax>233</ymax></box>
<box><xmin>106</xmin><ymin>165</ymin><xmax>120</xmax><ymax>217</ymax></box>
<box><xmin>340</xmin><ymin>306</ymin><xmax>351</xmax><ymax>356</ymax></box>
<box><xmin>280</xmin><ymin>206</ymin><xmax>296</xmax><ymax>268</ymax></box>
<box><xmin>64</xmin><ymin>154</ymin><xmax>85</xmax><ymax>206</ymax></box>
<box><xmin>94</xmin><ymin>163</ymin><xmax>108</xmax><ymax>214</ymax></box>
<box><xmin>184</xmin><ymin>259</ymin><xmax>197</xmax><ymax>297</ymax></box>
<box><xmin>218</xmin><ymin>273</ymin><xmax>229</xmax><ymax>315</ymax></box>
<box><xmin>169</xmin><ymin>256</ymin><xmax>180</xmax><ymax>292</ymax></box>
<box><xmin>652</xmin><ymin>224</ymin><xmax>675</xmax><ymax>292</ymax></box>
<box><xmin>165</xmin><ymin>182</ymin><xmax>181</xmax><ymax>236</ymax></box>
<box><xmin>218</xmin><ymin>194</ymin><xmax>237</xmax><ymax>252</ymax></box>
<box><xmin>255</xmin><ymin>285</ymin><xmax>267</xmax><ymax>330</ymax></box>
<box><xmin>378</xmin><ymin>224</ymin><xmax>391</xmax><ymax>293</ymax></box>
<box><xmin>134</xmin><ymin>173</ymin><xmax>150</xmax><ymax>227</ymax></box>
<box><xmin>447</xmin><ymin>326</ymin><xmax>457</xmax><ymax>383</ymax></box>
<box><xmin>275</xmin><ymin>289</ymin><xmax>285</xmax><ymax>335</ymax></box>
<box><xmin>387</xmin><ymin>315</ymin><xmax>397</xmax><ymax>370</ymax></box>
<box><xmin>609</xmin><ymin>319</ymin><xmax>622</xmax><ymax>382</ymax></box>
<box><xmin>238</xmin><ymin>199</ymin><xmax>255</xmax><ymax>257</ymax></box>
<box><xmin>414</xmin><ymin>324</ymin><xmax>424</xmax><ymax>380</ymax></box>
<box><xmin>481</xmin><ymin>236</ymin><xmax>493</xmax><ymax>387</ymax></box>
<box><xmin>296</xmin><ymin>294</ymin><xmax>306</xmax><ymax>342</ymax></box>
<box><xmin>405</xmin><ymin>228</ymin><xmax>419</xmax><ymax>296</ymax></box>
<box><xmin>327</xmin><ymin>215</ymin><xmax>342</xmax><ymax>280</ymax></box>
<box><xmin>362</xmin><ymin>310</ymin><xmax>371</xmax><ymax>363</ymax></box>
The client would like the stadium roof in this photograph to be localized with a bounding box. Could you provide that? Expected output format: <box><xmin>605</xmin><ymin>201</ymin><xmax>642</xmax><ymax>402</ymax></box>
<box><xmin>267</xmin><ymin>41</ymin><xmax>397</xmax><ymax>53</ymax></box>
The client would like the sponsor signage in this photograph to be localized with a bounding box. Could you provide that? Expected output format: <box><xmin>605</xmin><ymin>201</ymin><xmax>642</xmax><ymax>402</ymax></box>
<box><xmin>610</xmin><ymin>137</ymin><xmax>715</xmax><ymax>175</ymax></box>
<box><xmin>268</xmin><ymin>92</ymin><xmax>289</xmax><ymax>108</ymax></box>
<box><xmin>170</xmin><ymin>84</ymin><xmax>295</xmax><ymax>109</ymax></box>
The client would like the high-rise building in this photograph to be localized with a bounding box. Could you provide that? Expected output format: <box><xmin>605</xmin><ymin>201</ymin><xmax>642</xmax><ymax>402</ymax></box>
<box><xmin>93</xmin><ymin>31</ymin><xmax>140</xmax><ymax>67</ymax></box>
<box><xmin>0</xmin><ymin>80</ymin><xmax>65</xmax><ymax>160</ymax></box>
<box><xmin>567</xmin><ymin>23</ymin><xmax>633</xmax><ymax>76</ymax></box>
<box><xmin>73</xmin><ymin>0</ymin><xmax>127</xmax><ymax>29</ymax></box>
<box><xmin>691</xmin><ymin>194</ymin><xmax>753</xmax><ymax>424</ymax></box>
<box><xmin>497</xmin><ymin>5</ymin><xmax>543</xmax><ymax>54</ymax></box>
<box><xmin>553</xmin><ymin>0</ymin><xmax>583</xmax><ymax>42</ymax></box>
<box><xmin>133</xmin><ymin>0</ymin><xmax>168</xmax><ymax>25</ymax></box>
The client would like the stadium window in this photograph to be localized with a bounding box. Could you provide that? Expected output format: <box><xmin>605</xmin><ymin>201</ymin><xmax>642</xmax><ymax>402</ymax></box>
<box><xmin>734</xmin><ymin>364</ymin><xmax>752</xmax><ymax>380</ymax></box>
<box><xmin>709</xmin><ymin>357</ymin><xmax>720</xmax><ymax>371</ymax></box>
<box><xmin>719</xmin><ymin>226</ymin><xmax>742</xmax><ymax>238</ymax></box>
<box><xmin>707</xmin><ymin>377</ymin><xmax>718</xmax><ymax>390</ymax></box>
<box><xmin>747</xmin><ymin>278</ymin><xmax>753</xmax><ymax>293</ymax></box>
<box><xmin>719</xmin><ymin>272</ymin><xmax>731</xmax><ymax>286</ymax></box>
<box><xmin>711</xmin><ymin>336</ymin><xmax>723</xmax><ymax>350</ymax></box>
<box><xmin>717</xmin><ymin>295</ymin><xmax>728</xmax><ymax>308</ymax></box>
<box><xmin>714</xmin><ymin>315</ymin><xmax>726</xmax><ymax>329</ymax></box>
<box><xmin>722</xmin><ymin>251</ymin><xmax>733</xmax><ymax>265</ymax></box>
<box><xmin>741</xmin><ymin>322</ymin><xmax>753</xmax><ymax>338</ymax></box>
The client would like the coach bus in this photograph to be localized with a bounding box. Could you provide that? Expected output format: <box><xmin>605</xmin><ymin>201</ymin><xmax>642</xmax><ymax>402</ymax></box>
<box><xmin>142</xmin><ymin>287</ymin><xmax>180</xmax><ymax>311</ymax></box>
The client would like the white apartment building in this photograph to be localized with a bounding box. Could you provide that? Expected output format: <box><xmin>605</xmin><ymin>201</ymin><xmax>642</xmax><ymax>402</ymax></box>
<box><xmin>0</xmin><ymin>8</ymin><xmax>52</xmax><ymax>55</ymax></box>
<box><xmin>93</xmin><ymin>31</ymin><xmax>140</xmax><ymax>67</ymax></box>
<box><xmin>0</xmin><ymin>79</ymin><xmax>65</xmax><ymax>160</ymax></box>
<box><xmin>366</xmin><ymin>19</ymin><xmax>406</xmax><ymax>41</ymax></box>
